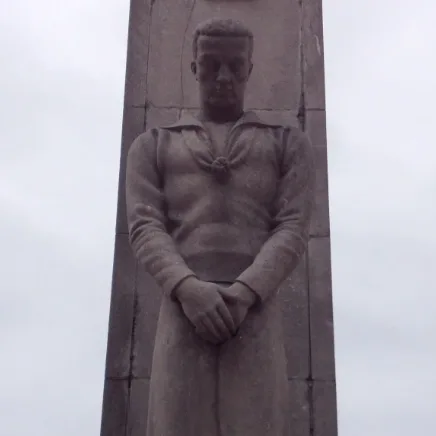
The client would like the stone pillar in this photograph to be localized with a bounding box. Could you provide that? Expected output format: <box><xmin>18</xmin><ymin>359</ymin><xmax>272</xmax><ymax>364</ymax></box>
<box><xmin>100</xmin><ymin>1</ymin><xmax>337</xmax><ymax>435</ymax></box>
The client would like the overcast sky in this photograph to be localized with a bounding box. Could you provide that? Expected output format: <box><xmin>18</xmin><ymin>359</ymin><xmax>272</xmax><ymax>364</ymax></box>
<box><xmin>1</xmin><ymin>1</ymin><xmax>435</xmax><ymax>435</ymax></box>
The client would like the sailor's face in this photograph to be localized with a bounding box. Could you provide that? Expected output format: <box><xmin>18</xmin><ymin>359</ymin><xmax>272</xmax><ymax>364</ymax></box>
<box><xmin>192</xmin><ymin>35</ymin><xmax>253</xmax><ymax>108</ymax></box>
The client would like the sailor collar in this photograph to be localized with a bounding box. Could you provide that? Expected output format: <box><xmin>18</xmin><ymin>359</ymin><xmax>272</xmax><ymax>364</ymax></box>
<box><xmin>160</xmin><ymin>110</ymin><xmax>282</xmax><ymax>131</ymax></box>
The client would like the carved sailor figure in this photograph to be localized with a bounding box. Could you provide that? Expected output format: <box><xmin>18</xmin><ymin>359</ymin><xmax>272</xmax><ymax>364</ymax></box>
<box><xmin>126</xmin><ymin>18</ymin><xmax>315</xmax><ymax>436</ymax></box>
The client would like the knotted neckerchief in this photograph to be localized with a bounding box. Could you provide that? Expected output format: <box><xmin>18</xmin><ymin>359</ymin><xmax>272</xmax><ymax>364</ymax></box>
<box><xmin>181</xmin><ymin>125</ymin><xmax>258</xmax><ymax>183</ymax></box>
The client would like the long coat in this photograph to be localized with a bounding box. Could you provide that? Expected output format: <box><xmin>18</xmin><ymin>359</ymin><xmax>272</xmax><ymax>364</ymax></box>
<box><xmin>125</xmin><ymin>111</ymin><xmax>314</xmax><ymax>436</ymax></box>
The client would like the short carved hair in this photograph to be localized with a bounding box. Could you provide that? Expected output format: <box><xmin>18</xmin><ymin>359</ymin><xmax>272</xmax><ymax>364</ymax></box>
<box><xmin>192</xmin><ymin>18</ymin><xmax>254</xmax><ymax>59</ymax></box>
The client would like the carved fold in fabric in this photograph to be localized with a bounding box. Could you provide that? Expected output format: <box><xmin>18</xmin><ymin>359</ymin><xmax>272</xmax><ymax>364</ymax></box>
<box><xmin>180</xmin><ymin>127</ymin><xmax>258</xmax><ymax>183</ymax></box>
<box><xmin>210</xmin><ymin>156</ymin><xmax>230</xmax><ymax>183</ymax></box>
<box><xmin>162</xmin><ymin>111</ymin><xmax>282</xmax><ymax>185</ymax></box>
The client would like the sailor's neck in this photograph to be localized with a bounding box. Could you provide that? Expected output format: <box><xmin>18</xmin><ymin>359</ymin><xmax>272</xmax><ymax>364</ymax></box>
<box><xmin>198</xmin><ymin>107</ymin><xmax>244</xmax><ymax>124</ymax></box>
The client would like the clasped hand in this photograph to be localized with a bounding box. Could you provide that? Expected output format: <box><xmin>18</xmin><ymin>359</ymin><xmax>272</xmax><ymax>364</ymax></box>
<box><xmin>174</xmin><ymin>277</ymin><xmax>257</xmax><ymax>345</ymax></box>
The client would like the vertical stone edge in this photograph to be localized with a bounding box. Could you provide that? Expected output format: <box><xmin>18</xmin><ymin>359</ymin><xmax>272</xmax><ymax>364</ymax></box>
<box><xmin>104</xmin><ymin>234</ymin><xmax>137</xmax><ymax>378</ymax></box>
<box><xmin>308</xmin><ymin>237</ymin><xmax>336</xmax><ymax>380</ymax></box>
<box><xmin>302</xmin><ymin>0</ymin><xmax>326</xmax><ymax>110</ymax></box>
<box><xmin>105</xmin><ymin>2</ymin><xmax>152</xmax><ymax>435</ymax></box>
<box><xmin>306</xmin><ymin>110</ymin><xmax>330</xmax><ymax>237</ymax></box>
<box><xmin>123</xmin><ymin>0</ymin><xmax>152</xmax><ymax>108</ymax></box>
<box><xmin>305</xmin><ymin>110</ymin><xmax>326</xmax><ymax>146</ymax></box>
<box><xmin>312</xmin><ymin>381</ymin><xmax>338</xmax><ymax>436</ymax></box>
<box><xmin>115</xmin><ymin>106</ymin><xmax>146</xmax><ymax>235</ymax></box>
<box><xmin>116</xmin><ymin>0</ymin><xmax>152</xmax><ymax>234</ymax></box>
<box><xmin>282</xmin><ymin>258</ymin><xmax>310</xmax><ymax>380</ymax></box>
<box><xmin>288</xmin><ymin>380</ymin><xmax>311</xmax><ymax>436</ymax></box>
<box><xmin>127</xmin><ymin>379</ymin><xmax>150</xmax><ymax>436</ymax></box>
<box><xmin>100</xmin><ymin>379</ymin><xmax>129</xmax><ymax>436</ymax></box>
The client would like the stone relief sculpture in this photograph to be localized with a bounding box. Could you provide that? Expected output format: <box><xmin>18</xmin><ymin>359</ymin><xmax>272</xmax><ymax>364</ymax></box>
<box><xmin>125</xmin><ymin>18</ymin><xmax>315</xmax><ymax>436</ymax></box>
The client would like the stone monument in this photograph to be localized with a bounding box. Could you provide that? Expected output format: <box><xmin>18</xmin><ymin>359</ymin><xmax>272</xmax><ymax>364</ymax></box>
<box><xmin>101</xmin><ymin>2</ymin><xmax>337</xmax><ymax>436</ymax></box>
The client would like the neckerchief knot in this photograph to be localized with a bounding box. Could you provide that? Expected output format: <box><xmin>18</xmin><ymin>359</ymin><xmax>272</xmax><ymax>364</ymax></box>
<box><xmin>211</xmin><ymin>156</ymin><xmax>230</xmax><ymax>183</ymax></box>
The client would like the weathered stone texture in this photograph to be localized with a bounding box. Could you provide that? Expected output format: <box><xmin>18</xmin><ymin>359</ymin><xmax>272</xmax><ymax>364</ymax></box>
<box><xmin>104</xmin><ymin>234</ymin><xmax>136</xmax><ymax>378</ymax></box>
<box><xmin>302</xmin><ymin>0</ymin><xmax>326</xmax><ymax>109</ymax></box>
<box><xmin>310</xmin><ymin>144</ymin><xmax>330</xmax><ymax>237</ymax></box>
<box><xmin>127</xmin><ymin>379</ymin><xmax>150</xmax><ymax>436</ymax></box>
<box><xmin>116</xmin><ymin>107</ymin><xmax>146</xmax><ymax>235</ymax></box>
<box><xmin>308</xmin><ymin>237</ymin><xmax>335</xmax><ymax>380</ymax></box>
<box><xmin>288</xmin><ymin>380</ymin><xmax>311</xmax><ymax>436</ymax></box>
<box><xmin>313</xmin><ymin>381</ymin><xmax>338</xmax><ymax>436</ymax></box>
<box><xmin>132</xmin><ymin>269</ymin><xmax>161</xmax><ymax>378</ymax></box>
<box><xmin>123</xmin><ymin>0</ymin><xmax>152</xmax><ymax>107</ymax></box>
<box><xmin>254</xmin><ymin>110</ymin><xmax>299</xmax><ymax>127</ymax></box>
<box><xmin>306</xmin><ymin>109</ymin><xmax>327</xmax><ymax>146</ymax></box>
<box><xmin>147</xmin><ymin>0</ymin><xmax>301</xmax><ymax>110</ymax></box>
<box><xmin>100</xmin><ymin>380</ymin><xmax>129</xmax><ymax>436</ymax></box>
<box><xmin>281</xmin><ymin>258</ymin><xmax>310</xmax><ymax>379</ymax></box>
<box><xmin>146</xmin><ymin>106</ymin><xmax>180</xmax><ymax>128</ymax></box>
<box><xmin>132</xmin><ymin>257</ymin><xmax>310</xmax><ymax>381</ymax></box>
<box><xmin>306</xmin><ymin>109</ymin><xmax>330</xmax><ymax>238</ymax></box>
<box><xmin>103</xmin><ymin>0</ymin><xmax>337</xmax><ymax>435</ymax></box>
<box><xmin>183</xmin><ymin>108</ymin><xmax>299</xmax><ymax>127</ymax></box>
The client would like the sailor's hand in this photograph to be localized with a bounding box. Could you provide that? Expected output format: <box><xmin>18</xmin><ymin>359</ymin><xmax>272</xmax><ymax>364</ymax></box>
<box><xmin>217</xmin><ymin>282</ymin><xmax>258</xmax><ymax>331</ymax></box>
<box><xmin>174</xmin><ymin>277</ymin><xmax>236</xmax><ymax>344</ymax></box>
